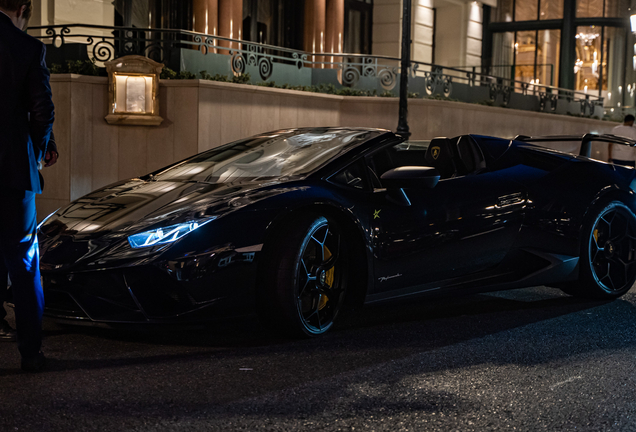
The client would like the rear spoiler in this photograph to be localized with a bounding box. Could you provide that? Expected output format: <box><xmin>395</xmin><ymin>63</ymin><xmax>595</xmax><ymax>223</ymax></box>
<box><xmin>514</xmin><ymin>134</ymin><xmax>636</xmax><ymax>158</ymax></box>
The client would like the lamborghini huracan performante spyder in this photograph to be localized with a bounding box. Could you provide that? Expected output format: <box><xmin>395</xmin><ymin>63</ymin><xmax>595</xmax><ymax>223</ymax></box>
<box><xmin>38</xmin><ymin>127</ymin><xmax>636</xmax><ymax>336</ymax></box>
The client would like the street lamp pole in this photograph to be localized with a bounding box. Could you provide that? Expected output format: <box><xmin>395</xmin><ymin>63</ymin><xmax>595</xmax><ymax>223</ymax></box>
<box><xmin>396</xmin><ymin>0</ymin><xmax>412</xmax><ymax>139</ymax></box>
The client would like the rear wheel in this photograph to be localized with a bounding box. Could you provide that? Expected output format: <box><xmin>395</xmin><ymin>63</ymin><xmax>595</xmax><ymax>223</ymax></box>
<box><xmin>259</xmin><ymin>214</ymin><xmax>348</xmax><ymax>337</ymax></box>
<box><xmin>572</xmin><ymin>201</ymin><xmax>636</xmax><ymax>298</ymax></box>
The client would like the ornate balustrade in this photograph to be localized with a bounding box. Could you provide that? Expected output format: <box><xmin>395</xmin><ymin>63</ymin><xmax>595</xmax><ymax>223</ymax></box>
<box><xmin>29</xmin><ymin>24</ymin><xmax>604</xmax><ymax>118</ymax></box>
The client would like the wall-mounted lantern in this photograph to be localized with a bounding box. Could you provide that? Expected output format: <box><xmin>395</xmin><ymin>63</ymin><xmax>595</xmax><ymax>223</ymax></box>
<box><xmin>105</xmin><ymin>55</ymin><xmax>163</xmax><ymax>126</ymax></box>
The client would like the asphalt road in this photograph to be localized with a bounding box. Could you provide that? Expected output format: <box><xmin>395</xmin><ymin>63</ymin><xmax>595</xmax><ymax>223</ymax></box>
<box><xmin>1</xmin><ymin>286</ymin><xmax>636</xmax><ymax>432</ymax></box>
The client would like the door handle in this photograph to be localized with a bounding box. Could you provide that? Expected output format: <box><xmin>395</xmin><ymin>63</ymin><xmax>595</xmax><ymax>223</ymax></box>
<box><xmin>497</xmin><ymin>193</ymin><xmax>525</xmax><ymax>208</ymax></box>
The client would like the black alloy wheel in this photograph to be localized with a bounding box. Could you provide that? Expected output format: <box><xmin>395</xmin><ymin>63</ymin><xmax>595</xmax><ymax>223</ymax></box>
<box><xmin>296</xmin><ymin>218</ymin><xmax>343</xmax><ymax>334</ymax></box>
<box><xmin>578</xmin><ymin>201</ymin><xmax>636</xmax><ymax>298</ymax></box>
<box><xmin>260</xmin><ymin>214</ymin><xmax>348</xmax><ymax>337</ymax></box>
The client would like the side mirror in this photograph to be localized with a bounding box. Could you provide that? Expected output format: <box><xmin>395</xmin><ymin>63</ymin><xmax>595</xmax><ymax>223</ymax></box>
<box><xmin>380</xmin><ymin>166</ymin><xmax>440</xmax><ymax>189</ymax></box>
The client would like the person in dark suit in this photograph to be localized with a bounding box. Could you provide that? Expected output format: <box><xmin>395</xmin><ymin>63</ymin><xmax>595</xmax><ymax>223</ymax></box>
<box><xmin>0</xmin><ymin>0</ymin><xmax>56</xmax><ymax>371</ymax></box>
<box><xmin>0</xmin><ymin>134</ymin><xmax>58</xmax><ymax>342</ymax></box>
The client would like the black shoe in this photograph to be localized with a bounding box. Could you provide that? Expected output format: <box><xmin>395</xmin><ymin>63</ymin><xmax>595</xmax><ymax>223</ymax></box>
<box><xmin>0</xmin><ymin>320</ymin><xmax>16</xmax><ymax>342</ymax></box>
<box><xmin>21</xmin><ymin>352</ymin><xmax>46</xmax><ymax>372</ymax></box>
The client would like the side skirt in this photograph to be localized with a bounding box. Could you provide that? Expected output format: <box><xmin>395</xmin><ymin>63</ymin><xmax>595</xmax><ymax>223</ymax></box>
<box><xmin>364</xmin><ymin>249</ymin><xmax>579</xmax><ymax>304</ymax></box>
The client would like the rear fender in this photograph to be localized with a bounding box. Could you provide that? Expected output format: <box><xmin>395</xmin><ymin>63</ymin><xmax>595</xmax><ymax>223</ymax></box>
<box><xmin>574</xmin><ymin>186</ymin><xmax>636</xmax><ymax>253</ymax></box>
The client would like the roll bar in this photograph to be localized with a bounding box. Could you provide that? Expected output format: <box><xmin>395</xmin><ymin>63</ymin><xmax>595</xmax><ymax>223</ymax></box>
<box><xmin>513</xmin><ymin>134</ymin><xmax>636</xmax><ymax>158</ymax></box>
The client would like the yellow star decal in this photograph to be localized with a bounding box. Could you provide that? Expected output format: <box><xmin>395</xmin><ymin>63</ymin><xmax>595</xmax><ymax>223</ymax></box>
<box><xmin>373</xmin><ymin>209</ymin><xmax>381</xmax><ymax>219</ymax></box>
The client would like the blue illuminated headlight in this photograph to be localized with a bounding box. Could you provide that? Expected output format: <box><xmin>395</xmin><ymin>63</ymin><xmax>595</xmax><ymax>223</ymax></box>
<box><xmin>128</xmin><ymin>217</ymin><xmax>216</xmax><ymax>249</ymax></box>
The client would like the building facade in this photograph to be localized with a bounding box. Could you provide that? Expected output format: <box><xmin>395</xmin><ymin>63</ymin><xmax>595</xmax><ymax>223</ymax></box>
<box><xmin>29</xmin><ymin>0</ymin><xmax>636</xmax><ymax>111</ymax></box>
<box><xmin>28</xmin><ymin>0</ymin><xmax>630</xmax><ymax>217</ymax></box>
<box><xmin>485</xmin><ymin>0</ymin><xmax>636</xmax><ymax>111</ymax></box>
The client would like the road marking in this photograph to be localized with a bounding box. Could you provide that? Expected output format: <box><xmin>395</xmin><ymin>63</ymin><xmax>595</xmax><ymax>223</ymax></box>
<box><xmin>550</xmin><ymin>376</ymin><xmax>582</xmax><ymax>390</ymax></box>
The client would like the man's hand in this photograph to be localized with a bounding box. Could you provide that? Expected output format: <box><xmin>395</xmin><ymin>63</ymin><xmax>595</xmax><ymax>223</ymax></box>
<box><xmin>44</xmin><ymin>150</ymin><xmax>58</xmax><ymax>167</ymax></box>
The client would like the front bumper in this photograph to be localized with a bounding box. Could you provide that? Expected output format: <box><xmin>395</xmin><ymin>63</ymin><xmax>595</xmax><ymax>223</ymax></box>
<box><xmin>42</xmin><ymin>260</ymin><xmax>257</xmax><ymax>324</ymax></box>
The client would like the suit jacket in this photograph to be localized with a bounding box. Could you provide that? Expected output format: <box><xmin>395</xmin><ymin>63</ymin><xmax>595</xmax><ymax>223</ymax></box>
<box><xmin>0</xmin><ymin>12</ymin><xmax>54</xmax><ymax>194</ymax></box>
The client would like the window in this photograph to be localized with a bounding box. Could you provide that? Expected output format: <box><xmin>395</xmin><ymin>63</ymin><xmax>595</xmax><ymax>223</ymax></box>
<box><xmin>243</xmin><ymin>0</ymin><xmax>274</xmax><ymax>44</ymax></box>
<box><xmin>488</xmin><ymin>0</ymin><xmax>630</xmax><ymax>96</ymax></box>
<box><xmin>576</xmin><ymin>0</ymin><xmax>630</xmax><ymax>18</ymax></box>
<box><xmin>491</xmin><ymin>0</ymin><xmax>563</xmax><ymax>22</ymax></box>
<box><xmin>242</xmin><ymin>0</ymin><xmax>304</xmax><ymax>50</ymax></box>
<box><xmin>514</xmin><ymin>31</ymin><xmax>537</xmax><ymax>83</ymax></box>
<box><xmin>537</xmin><ymin>30</ymin><xmax>560</xmax><ymax>87</ymax></box>
<box><xmin>490</xmin><ymin>29</ymin><xmax>560</xmax><ymax>87</ymax></box>
<box><xmin>573</xmin><ymin>25</ymin><xmax>627</xmax><ymax>100</ymax></box>
<box><xmin>600</xmin><ymin>26</ymin><xmax>628</xmax><ymax>103</ymax></box>
<box><xmin>515</xmin><ymin>0</ymin><xmax>539</xmax><ymax>21</ymax></box>
<box><xmin>603</xmin><ymin>0</ymin><xmax>630</xmax><ymax>17</ymax></box>
<box><xmin>345</xmin><ymin>0</ymin><xmax>373</xmax><ymax>54</ymax></box>
<box><xmin>492</xmin><ymin>32</ymin><xmax>515</xmax><ymax>80</ymax></box>
<box><xmin>576</xmin><ymin>0</ymin><xmax>603</xmax><ymax>17</ymax></box>
<box><xmin>492</xmin><ymin>0</ymin><xmax>514</xmax><ymax>22</ymax></box>
<box><xmin>539</xmin><ymin>0</ymin><xmax>563</xmax><ymax>19</ymax></box>
<box><xmin>115</xmin><ymin>0</ymin><xmax>191</xmax><ymax>30</ymax></box>
<box><xmin>575</xmin><ymin>26</ymin><xmax>603</xmax><ymax>91</ymax></box>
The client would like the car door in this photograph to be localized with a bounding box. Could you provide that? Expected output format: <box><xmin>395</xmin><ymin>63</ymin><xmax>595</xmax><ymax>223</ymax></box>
<box><xmin>367</xmin><ymin>138</ymin><xmax>527</xmax><ymax>300</ymax></box>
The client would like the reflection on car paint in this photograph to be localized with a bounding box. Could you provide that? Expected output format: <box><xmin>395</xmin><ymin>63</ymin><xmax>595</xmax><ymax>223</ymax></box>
<box><xmin>36</xmin><ymin>128</ymin><xmax>636</xmax><ymax>327</ymax></box>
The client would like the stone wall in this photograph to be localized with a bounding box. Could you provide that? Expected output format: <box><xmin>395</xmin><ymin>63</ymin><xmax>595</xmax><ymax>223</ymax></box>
<box><xmin>38</xmin><ymin>74</ymin><xmax>617</xmax><ymax>219</ymax></box>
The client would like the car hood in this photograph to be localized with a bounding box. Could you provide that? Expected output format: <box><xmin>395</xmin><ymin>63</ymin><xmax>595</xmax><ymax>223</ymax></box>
<box><xmin>39</xmin><ymin>177</ymin><xmax>307</xmax><ymax>271</ymax></box>
<box><xmin>40</xmin><ymin>177</ymin><xmax>297</xmax><ymax>241</ymax></box>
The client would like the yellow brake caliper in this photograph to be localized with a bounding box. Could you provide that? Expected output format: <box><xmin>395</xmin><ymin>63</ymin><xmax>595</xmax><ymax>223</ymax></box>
<box><xmin>317</xmin><ymin>246</ymin><xmax>335</xmax><ymax>310</ymax></box>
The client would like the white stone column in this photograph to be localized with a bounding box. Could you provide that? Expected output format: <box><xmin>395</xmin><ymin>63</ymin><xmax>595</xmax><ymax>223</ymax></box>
<box><xmin>373</xmin><ymin>0</ymin><xmax>401</xmax><ymax>57</ymax></box>
<box><xmin>412</xmin><ymin>0</ymin><xmax>435</xmax><ymax>63</ymax></box>
<box><xmin>466</xmin><ymin>1</ymin><xmax>483</xmax><ymax>67</ymax></box>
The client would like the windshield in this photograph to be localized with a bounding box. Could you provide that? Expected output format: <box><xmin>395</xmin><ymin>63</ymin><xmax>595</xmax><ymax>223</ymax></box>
<box><xmin>152</xmin><ymin>128</ymin><xmax>383</xmax><ymax>184</ymax></box>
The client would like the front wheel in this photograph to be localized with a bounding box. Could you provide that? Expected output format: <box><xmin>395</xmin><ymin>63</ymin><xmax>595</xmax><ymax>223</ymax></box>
<box><xmin>575</xmin><ymin>201</ymin><xmax>636</xmax><ymax>298</ymax></box>
<box><xmin>259</xmin><ymin>214</ymin><xmax>348</xmax><ymax>337</ymax></box>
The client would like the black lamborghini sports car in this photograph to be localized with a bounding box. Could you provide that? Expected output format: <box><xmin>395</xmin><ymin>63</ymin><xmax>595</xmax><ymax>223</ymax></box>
<box><xmin>38</xmin><ymin>127</ymin><xmax>636</xmax><ymax>336</ymax></box>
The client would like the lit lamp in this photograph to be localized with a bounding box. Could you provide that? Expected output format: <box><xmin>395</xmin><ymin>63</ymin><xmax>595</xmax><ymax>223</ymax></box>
<box><xmin>632</xmin><ymin>16</ymin><xmax>636</xmax><ymax>71</ymax></box>
<box><xmin>105</xmin><ymin>55</ymin><xmax>163</xmax><ymax>126</ymax></box>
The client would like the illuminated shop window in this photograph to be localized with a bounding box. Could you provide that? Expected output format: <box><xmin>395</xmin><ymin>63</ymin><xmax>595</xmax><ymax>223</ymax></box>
<box><xmin>574</xmin><ymin>26</ymin><xmax>603</xmax><ymax>92</ymax></box>
<box><xmin>492</xmin><ymin>0</ymin><xmax>563</xmax><ymax>22</ymax></box>
<box><xmin>515</xmin><ymin>0</ymin><xmax>539</xmax><ymax>21</ymax></box>
<box><xmin>539</xmin><ymin>0</ymin><xmax>564</xmax><ymax>20</ymax></box>
<box><xmin>577</xmin><ymin>0</ymin><xmax>630</xmax><ymax>18</ymax></box>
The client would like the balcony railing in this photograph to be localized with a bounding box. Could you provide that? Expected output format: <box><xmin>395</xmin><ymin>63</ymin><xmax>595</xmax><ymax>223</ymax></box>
<box><xmin>29</xmin><ymin>24</ymin><xmax>605</xmax><ymax>118</ymax></box>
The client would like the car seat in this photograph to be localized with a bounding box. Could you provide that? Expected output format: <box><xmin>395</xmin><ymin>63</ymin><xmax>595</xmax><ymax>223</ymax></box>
<box><xmin>424</xmin><ymin>138</ymin><xmax>457</xmax><ymax>179</ymax></box>
<box><xmin>456</xmin><ymin>135</ymin><xmax>486</xmax><ymax>175</ymax></box>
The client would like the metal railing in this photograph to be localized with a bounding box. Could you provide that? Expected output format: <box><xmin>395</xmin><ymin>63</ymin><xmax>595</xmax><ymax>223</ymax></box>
<box><xmin>446</xmin><ymin>64</ymin><xmax>555</xmax><ymax>87</ymax></box>
<box><xmin>29</xmin><ymin>24</ymin><xmax>605</xmax><ymax>118</ymax></box>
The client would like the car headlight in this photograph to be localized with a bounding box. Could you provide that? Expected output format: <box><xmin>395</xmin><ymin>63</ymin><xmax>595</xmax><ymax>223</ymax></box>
<box><xmin>128</xmin><ymin>217</ymin><xmax>216</xmax><ymax>249</ymax></box>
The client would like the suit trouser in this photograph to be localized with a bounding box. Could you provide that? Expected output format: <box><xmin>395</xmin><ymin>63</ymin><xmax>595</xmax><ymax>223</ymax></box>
<box><xmin>0</xmin><ymin>266</ymin><xmax>8</xmax><ymax>321</ymax></box>
<box><xmin>0</xmin><ymin>189</ymin><xmax>43</xmax><ymax>358</ymax></box>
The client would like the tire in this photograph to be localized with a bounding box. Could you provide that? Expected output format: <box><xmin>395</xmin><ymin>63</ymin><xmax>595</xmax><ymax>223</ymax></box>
<box><xmin>572</xmin><ymin>201</ymin><xmax>636</xmax><ymax>299</ymax></box>
<box><xmin>259</xmin><ymin>214</ymin><xmax>348</xmax><ymax>337</ymax></box>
